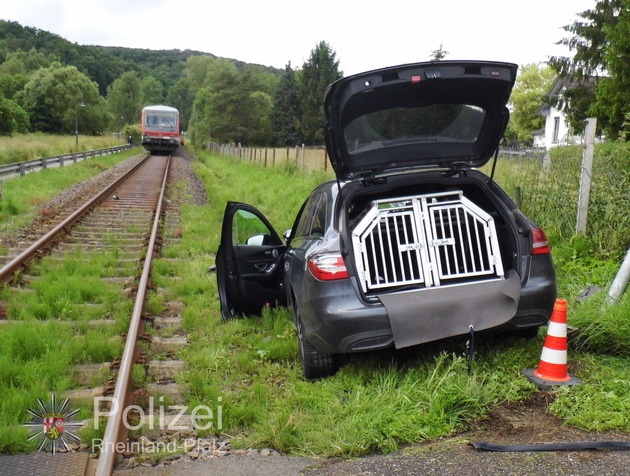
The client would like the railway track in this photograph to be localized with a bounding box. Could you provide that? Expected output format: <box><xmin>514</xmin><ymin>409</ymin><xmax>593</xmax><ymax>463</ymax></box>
<box><xmin>0</xmin><ymin>153</ymin><xmax>192</xmax><ymax>475</ymax></box>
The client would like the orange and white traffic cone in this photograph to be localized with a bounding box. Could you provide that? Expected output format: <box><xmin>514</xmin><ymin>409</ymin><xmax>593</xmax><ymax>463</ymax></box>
<box><xmin>522</xmin><ymin>298</ymin><xmax>581</xmax><ymax>390</ymax></box>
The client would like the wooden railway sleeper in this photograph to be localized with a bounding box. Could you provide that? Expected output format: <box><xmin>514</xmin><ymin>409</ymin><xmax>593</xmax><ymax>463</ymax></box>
<box><xmin>142</xmin><ymin>314</ymin><xmax>155</xmax><ymax>325</ymax></box>
<box><xmin>102</xmin><ymin>379</ymin><xmax>117</xmax><ymax>396</ymax></box>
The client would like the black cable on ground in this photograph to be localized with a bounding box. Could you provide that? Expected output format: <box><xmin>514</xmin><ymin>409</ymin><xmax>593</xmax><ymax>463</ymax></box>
<box><xmin>471</xmin><ymin>440</ymin><xmax>630</xmax><ymax>452</ymax></box>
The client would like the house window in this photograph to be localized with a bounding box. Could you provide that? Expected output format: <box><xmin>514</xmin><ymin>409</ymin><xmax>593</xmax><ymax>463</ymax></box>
<box><xmin>552</xmin><ymin>117</ymin><xmax>560</xmax><ymax>144</ymax></box>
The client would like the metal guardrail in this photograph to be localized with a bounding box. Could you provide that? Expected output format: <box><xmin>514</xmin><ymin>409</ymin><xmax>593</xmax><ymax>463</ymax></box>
<box><xmin>0</xmin><ymin>144</ymin><xmax>135</xmax><ymax>181</ymax></box>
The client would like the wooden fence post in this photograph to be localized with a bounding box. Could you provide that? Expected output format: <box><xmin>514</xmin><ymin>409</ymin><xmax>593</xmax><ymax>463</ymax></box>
<box><xmin>576</xmin><ymin>118</ymin><xmax>596</xmax><ymax>234</ymax></box>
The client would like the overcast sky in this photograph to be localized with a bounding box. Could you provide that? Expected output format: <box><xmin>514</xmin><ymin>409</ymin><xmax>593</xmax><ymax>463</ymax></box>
<box><xmin>3</xmin><ymin>0</ymin><xmax>594</xmax><ymax>75</ymax></box>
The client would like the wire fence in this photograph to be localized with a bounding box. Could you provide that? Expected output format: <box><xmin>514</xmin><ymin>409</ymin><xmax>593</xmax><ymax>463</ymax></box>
<box><xmin>209</xmin><ymin>142</ymin><xmax>629</xmax><ymax>256</ymax></box>
<box><xmin>208</xmin><ymin>143</ymin><xmax>331</xmax><ymax>174</ymax></box>
<box><xmin>497</xmin><ymin>145</ymin><xmax>628</xmax><ymax>255</ymax></box>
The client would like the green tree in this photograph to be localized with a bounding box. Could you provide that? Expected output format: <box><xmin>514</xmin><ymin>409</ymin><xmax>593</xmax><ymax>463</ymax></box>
<box><xmin>0</xmin><ymin>74</ymin><xmax>28</xmax><ymax>101</ymax></box>
<box><xmin>0</xmin><ymin>96</ymin><xmax>29</xmax><ymax>135</ymax></box>
<box><xmin>140</xmin><ymin>76</ymin><xmax>164</xmax><ymax>106</ymax></box>
<box><xmin>589</xmin><ymin>1</ymin><xmax>630</xmax><ymax>138</ymax></box>
<box><xmin>549</xmin><ymin>0</ymin><xmax>622</xmax><ymax>78</ymax></box>
<box><xmin>549</xmin><ymin>0</ymin><xmax>629</xmax><ymax>138</ymax></box>
<box><xmin>189</xmin><ymin>86</ymin><xmax>212</xmax><ymax>145</ymax></box>
<box><xmin>299</xmin><ymin>41</ymin><xmax>342</xmax><ymax>145</ymax></box>
<box><xmin>184</xmin><ymin>55</ymin><xmax>217</xmax><ymax>97</ymax></box>
<box><xmin>107</xmin><ymin>71</ymin><xmax>141</xmax><ymax>126</ymax></box>
<box><xmin>190</xmin><ymin>61</ymin><xmax>273</xmax><ymax>145</ymax></box>
<box><xmin>166</xmin><ymin>78</ymin><xmax>193</xmax><ymax>132</ymax></box>
<box><xmin>270</xmin><ymin>62</ymin><xmax>301</xmax><ymax>146</ymax></box>
<box><xmin>21</xmin><ymin>62</ymin><xmax>107</xmax><ymax>133</ymax></box>
<box><xmin>430</xmin><ymin>44</ymin><xmax>449</xmax><ymax>60</ymax></box>
<box><xmin>507</xmin><ymin>64</ymin><xmax>556</xmax><ymax>144</ymax></box>
<box><xmin>0</xmin><ymin>49</ymin><xmax>55</xmax><ymax>76</ymax></box>
<box><xmin>191</xmin><ymin>60</ymin><xmax>240</xmax><ymax>144</ymax></box>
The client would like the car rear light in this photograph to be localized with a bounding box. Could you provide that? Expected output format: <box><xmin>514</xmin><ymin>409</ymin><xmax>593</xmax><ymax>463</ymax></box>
<box><xmin>307</xmin><ymin>254</ymin><xmax>349</xmax><ymax>281</ymax></box>
<box><xmin>532</xmin><ymin>227</ymin><xmax>551</xmax><ymax>255</ymax></box>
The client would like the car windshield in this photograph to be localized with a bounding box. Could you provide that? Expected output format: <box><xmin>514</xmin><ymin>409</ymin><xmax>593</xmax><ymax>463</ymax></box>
<box><xmin>344</xmin><ymin>104</ymin><xmax>486</xmax><ymax>155</ymax></box>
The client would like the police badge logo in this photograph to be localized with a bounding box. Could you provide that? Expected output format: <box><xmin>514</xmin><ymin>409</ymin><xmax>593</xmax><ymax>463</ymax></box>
<box><xmin>24</xmin><ymin>394</ymin><xmax>83</xmax><ymax>454</ymax></box>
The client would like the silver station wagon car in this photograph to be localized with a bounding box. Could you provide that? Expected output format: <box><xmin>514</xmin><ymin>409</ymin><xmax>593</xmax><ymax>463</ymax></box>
<box><xmin>216</xmin><ymin>60</ymin><xmax>557</xmax><ymax>379</ymax></box>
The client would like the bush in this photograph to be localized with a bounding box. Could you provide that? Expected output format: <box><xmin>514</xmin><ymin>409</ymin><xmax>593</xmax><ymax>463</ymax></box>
<box><xmin>0</xmin><ymin>97</ymin><xmax>29</xmax><ymax>136</ymax></box>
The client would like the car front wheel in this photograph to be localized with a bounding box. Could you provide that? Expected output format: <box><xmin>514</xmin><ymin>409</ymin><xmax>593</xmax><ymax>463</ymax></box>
<box><xmin>296</xmin><ymin>312</ymin><xmax>338</xmax><ymax>380</ymax></box>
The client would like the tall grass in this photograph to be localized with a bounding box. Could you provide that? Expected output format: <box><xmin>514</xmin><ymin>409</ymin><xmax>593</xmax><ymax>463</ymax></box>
<box><xmin>0</xmin><ymin>321</ymin><xmax>122</xmax><ymax>452</ymax></box>
<box><xmin>0</xmin><ymin>133</ymin><xmax>128</xmax><ymax>165</ymax></box>
<box><xmin>168</xmin><ymin>149</ymin><xmax>630</xmax><ymax>457</ymax></box>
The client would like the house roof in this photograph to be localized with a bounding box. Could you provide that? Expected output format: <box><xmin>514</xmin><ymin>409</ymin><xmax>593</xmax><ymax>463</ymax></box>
<box><xmin>537</xmin><ymin>76</ymin><xmax>599</xmax><ymax>116</ymax></box>
<box><xmin>537</xmin><ymin>77</ymin><xmax>565</xmax><ymax>116</ymax></box>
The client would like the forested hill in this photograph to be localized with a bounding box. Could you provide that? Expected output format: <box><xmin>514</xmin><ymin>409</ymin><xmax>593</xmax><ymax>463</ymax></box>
<box><xmin>0</xmin><ymin>19</ymin><xmax>343</xmax><ymax>147</ymax></box>
<box><xmin>0</xmin><ymin>20</ymin><xmax>282</xmax><ymax>95</ymax></box>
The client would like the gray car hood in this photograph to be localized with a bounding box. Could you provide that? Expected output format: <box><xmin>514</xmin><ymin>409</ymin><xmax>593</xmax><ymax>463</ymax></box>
<box><xmin>324</xmin><ymin>60</ymin><xmax>518</xmax><ymax>181</ymax></box>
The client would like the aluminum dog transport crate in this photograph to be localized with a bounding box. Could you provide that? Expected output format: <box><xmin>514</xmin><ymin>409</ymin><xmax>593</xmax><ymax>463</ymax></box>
<box><xmin>351</xmin><ymin>191</ymin><xmax>505</xmax><ymax>293</ymax></box>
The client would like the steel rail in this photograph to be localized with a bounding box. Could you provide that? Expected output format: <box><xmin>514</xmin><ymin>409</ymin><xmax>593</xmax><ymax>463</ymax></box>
<box><xmin>0</xmin><ymin>156</ymin><xmax>150</xmax><ymax>285</ymax></box>
<box><xmin>95</xmin><ymin>155</ymin><xmax>171</xmax><ymax>476</ymax></box>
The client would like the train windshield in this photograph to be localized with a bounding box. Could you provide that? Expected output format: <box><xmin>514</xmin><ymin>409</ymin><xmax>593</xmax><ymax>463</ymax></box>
<box><xmin>145</xmin><ymin>114</ymin><xmax>176</xmax><ymax>128</ymax></box>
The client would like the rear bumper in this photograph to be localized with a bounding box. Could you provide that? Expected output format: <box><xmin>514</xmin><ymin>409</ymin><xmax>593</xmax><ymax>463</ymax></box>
<box><xmin>298</xmin><ymin>255</ymin><xmax>556</xmax><ymax>355</ymax></box>
<box><xmin>297</xmin><ymin>279</ymin><xmax>393</xmax><ymax>354</ymax></box>
<box><xmin>502</xmin><ymin>254</ymin><xmax>557</xmax><ymax>330</ymax></box>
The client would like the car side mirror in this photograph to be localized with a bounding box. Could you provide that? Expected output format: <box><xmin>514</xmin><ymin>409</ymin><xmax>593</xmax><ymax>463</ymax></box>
<box><xmin>246</xmin><ymin>233</ymin><xmax>271</xmax><ymax>246</ymax></box>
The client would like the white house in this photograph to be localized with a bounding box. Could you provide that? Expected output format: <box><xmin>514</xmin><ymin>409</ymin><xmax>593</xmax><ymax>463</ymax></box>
<box><xmin>536</xmin><ymin>77</ymin><xmax>582</xmax><ymax>149</ymax></box>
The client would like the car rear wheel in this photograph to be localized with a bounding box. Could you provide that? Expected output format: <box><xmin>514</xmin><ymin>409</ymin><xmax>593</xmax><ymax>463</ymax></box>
<box><xmin>296</xmin><ymin>312</ymin><xmax>338</xmax><ymax>380</ymax></box>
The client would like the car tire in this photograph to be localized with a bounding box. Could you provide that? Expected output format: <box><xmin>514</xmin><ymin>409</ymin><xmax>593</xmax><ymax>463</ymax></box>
<box><xmin>513</xmin><ymin>327</ymin><xmax>540</xmax><ymax>339</ymax></box>
<box><xmin>296</xmin><ymin>313</ymin><xmax>338</xmax><ymax>380</ymax></box>
<box><xmin>215</xmin><ymin>249</ymin><xmax>236</xmax><ymax>321</ymax></box>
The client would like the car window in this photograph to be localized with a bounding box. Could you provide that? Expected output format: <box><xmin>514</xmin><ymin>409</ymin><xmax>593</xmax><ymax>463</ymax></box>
<box><xmin>311</xmin><ymin>195</ymin><xmax>327</xmax><ymax>238</ymax></box>
<box><xmin>292</xmin><ymin>194</ymin><xmax>326</xmax><ymax>245</ymax></box>
<box><xmin>344</xmin><ymin>104</ymin><xmax>486</xmax><ymax>155</ymax></box>
<box><xmin>293</xmin><ymin>196</ymin><xmax>318</xmax><ymax>240</ymax></box>
<box><xmin>232</xmin><ymin>209</ymin><xmax>277</xmax><ymax>246</ymax></box>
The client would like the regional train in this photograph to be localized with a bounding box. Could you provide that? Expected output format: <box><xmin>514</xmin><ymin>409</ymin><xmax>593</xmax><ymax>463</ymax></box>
<box><xmin>141</xmin><ymin>105</ymin><xmax>182</xmax><ymax>154</ymax></box>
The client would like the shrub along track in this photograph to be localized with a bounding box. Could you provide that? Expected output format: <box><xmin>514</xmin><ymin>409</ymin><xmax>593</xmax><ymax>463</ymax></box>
<box><xmin>0</xmin><ymin>151</ymin><xmax>198</xmax><ymax>475</ymax></box>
